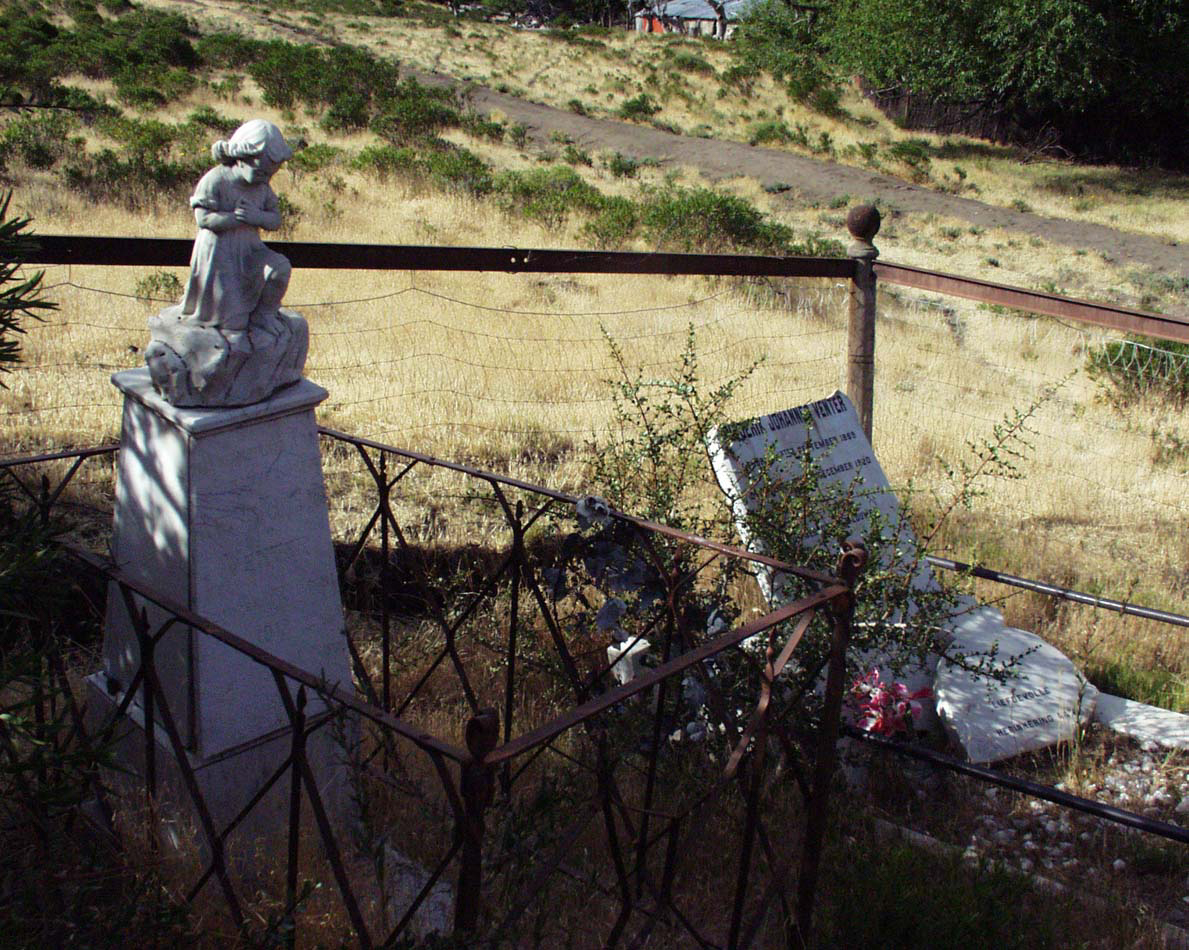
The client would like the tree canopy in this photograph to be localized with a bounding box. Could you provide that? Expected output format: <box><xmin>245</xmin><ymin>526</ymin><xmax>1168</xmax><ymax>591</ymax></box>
<box><xmin>826</xmin><ymin>0</ymin><xmax>1188</xmax><ymax>166</ymax></box>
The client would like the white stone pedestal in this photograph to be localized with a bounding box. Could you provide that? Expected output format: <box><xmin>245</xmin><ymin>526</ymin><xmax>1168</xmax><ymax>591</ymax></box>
<box><xmin>90</xmin><ymin>368</ymin><xmax>353</xmax><ymax>832</ymax></box>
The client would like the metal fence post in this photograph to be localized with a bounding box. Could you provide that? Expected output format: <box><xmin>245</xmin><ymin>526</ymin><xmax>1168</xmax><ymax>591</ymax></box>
<box><xmin>846</xmin><ymin>205</ymin><xmax>881</xmax><ymax>445</ymax></box>
<box><xmin>794</xmin><ymin>541</ymin><xmax>867</xmax><ymax>945</ymax></box>
<box><xmin>455</xmin><ymin>708</ymin><xmax>498</xmax><ymax>934</ymax></box>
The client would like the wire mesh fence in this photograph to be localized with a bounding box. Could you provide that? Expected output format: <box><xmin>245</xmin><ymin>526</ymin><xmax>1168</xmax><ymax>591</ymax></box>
<box><xmin>2</xmin><ymin>265</ymin><xmax>849</xmax><ymax>493</ymax></box>
<box><xmin>869</xmin><ymin>283</ymin><xmax>1189</xmax><ymax>668</ymax></box>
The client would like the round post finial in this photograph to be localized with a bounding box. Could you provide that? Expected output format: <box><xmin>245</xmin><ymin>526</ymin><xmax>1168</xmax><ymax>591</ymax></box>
<box><xmin>846</xmin><ymin>204</ymin><xmax>881</xmax><ymax>259</ymax></box>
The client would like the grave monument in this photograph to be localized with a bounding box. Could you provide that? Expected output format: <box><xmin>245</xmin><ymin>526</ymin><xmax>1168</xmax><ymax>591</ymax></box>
<box><xmin>89</xmin><ymin>120</ymin><xmax>352</xmax><ymax>828</ymax></box>
<box><xmin>706</xmin><ymin>390</ymin><xmax>949</xmax><ymax>721</ymax></box>
<box><xmin>707</xmin><ymin>391</ymin><xmax>1097</xmax><ymax>763</ymax></box>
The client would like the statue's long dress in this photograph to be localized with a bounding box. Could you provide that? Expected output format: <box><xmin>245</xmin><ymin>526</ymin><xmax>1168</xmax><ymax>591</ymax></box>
<box><xmin>183</xmin><ymin>166</ymin><xmax>286</xmax><ymax>331</ymax></box>
<box><xmin>144</xmin><ymin>165</ymin><xmax>307</xmax><ymax>407</ymax></box>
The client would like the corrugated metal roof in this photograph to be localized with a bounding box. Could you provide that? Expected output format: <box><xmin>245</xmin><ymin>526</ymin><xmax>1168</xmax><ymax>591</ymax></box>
<box><xmin>649</xmin><ymin>0</ymin><xmax>761</xmax><ymax>20</ymax></box>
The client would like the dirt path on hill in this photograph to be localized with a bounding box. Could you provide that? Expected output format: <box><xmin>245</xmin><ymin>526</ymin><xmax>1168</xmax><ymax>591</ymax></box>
<box><xmin>155</xmin><ymin>0</ymin><xmax>1188</xmax><ymax>284</ymax></box>
<box><xmin>452</xmin><ymin>83</ymin><xmax>1189</xmax><ymax>282</ymax></box>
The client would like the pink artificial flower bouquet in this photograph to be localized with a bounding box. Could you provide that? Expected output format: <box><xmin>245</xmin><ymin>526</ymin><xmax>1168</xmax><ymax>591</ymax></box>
<box><xmin>849</xmin><ymin>668</ymin><xmax>932</xmax><ymax>736</ymax></box>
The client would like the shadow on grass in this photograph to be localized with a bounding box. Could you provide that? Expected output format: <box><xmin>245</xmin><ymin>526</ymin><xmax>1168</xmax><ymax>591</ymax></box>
<box><xmin>813</xmin><ymin>815</ymin><xmax>1141</xmax><ymax>948</ymax></box>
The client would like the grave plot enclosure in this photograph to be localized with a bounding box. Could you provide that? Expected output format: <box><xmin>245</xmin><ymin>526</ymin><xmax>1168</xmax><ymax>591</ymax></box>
<box><xmin>3</xmin><ymin>433</ymin><xmax>862</xmax><ymax>947</ymax></box>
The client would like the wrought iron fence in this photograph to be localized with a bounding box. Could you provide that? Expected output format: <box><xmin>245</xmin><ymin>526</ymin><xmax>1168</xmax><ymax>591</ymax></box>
<box><xmin>2</xmin><ymin>432</ymin><xmax>862</xmax><ymax>947</ymax></box>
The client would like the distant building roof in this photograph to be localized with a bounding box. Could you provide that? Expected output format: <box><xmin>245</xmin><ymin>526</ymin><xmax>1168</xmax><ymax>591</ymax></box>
<box><xmin>648</xmin><ymin>0</ymin><xmax>762</xmax><ymax>20</ymax></box>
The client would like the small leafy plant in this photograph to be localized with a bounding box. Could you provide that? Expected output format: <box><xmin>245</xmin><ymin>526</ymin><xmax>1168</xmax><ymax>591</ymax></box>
<box><xmin>0</xmin><ymin>193</ymin><xmax>57</xmax><ymax>382</ymax></box>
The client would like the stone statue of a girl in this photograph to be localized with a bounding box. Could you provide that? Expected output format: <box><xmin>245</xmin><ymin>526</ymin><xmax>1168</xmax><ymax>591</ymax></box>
<box><xmin>145</xmin><ymin>120</ymin><xmax>309</xmax><ymax>407</ymax></box>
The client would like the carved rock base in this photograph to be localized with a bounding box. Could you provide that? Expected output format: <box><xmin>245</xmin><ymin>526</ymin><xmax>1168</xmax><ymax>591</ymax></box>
<box><xmin>145</xmin><ymin>305</ymin><xmax>309</xmax><ymax>407</ymax></box>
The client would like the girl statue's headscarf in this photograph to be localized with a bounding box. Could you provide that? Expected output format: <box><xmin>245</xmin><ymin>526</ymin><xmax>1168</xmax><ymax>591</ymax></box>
<box><xmin>211</xmin><ymin>120</ymin><xmax>294</xmax><ymax>166</ymax></box>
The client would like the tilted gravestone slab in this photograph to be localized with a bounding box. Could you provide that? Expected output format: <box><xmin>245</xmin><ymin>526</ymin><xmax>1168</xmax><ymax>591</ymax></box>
<box><xmin>707</xmin><ymin>390</ymin><xmax>939</xmax><ymax>602</ymax></box>
<box><xmin>706</xmin><ymin>391</ymin><xmax>1098</xmax><ymax>759</ymax></box>
<box><xmin>706</xmin><ymin>392</ymin><xmax>951</xmax><ymax>713</ymax></box>
<box><xmin>934</xmin><ymin>607</ymin><xmax>1098</xmax><ymax>763</ymax></box>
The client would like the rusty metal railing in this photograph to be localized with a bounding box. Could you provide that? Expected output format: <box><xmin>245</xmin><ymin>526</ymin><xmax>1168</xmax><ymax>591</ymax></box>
<box><xmin>2</xmin><ymin>435</ymin><xmax>862</xmax><ymax>947</ymax></box>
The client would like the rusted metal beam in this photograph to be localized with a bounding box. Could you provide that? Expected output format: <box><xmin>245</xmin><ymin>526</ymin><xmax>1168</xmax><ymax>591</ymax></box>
<box><xmin>24</xmin><ymin>235</ymin><xmax>855</xmax><ymax>278</ymax></box>
<box><xmin>0</xmin><ymin>443</ymin><xmax>117</xmax><ymax>468</ymax></box>
<box><xmin>875</xmin><ymin>260</ymin><xmax>1189</xmax><ymax>343</ymax></box>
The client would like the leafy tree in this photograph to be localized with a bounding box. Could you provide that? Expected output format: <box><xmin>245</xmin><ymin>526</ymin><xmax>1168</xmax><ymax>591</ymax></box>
<box><xmin>827</xmin><ymin>0</ymin><xmax>1189</xmax><ymax>166</ymax></box>
<box><xmin>732</xmin><ymin>0</ymin><xmax>837</xmax><ymax>108</ymax></box>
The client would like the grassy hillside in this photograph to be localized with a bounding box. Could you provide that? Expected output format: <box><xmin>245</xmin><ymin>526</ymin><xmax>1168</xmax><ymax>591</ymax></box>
<box><xmin>2</xmin><ymin>0</ymin><xmax>1188</xmax><ymax>699</ymax></box>
<box><xmin>137</xmin><ymin>0</ymin><xmax>1189</xmax><ymax>247</ymax></box>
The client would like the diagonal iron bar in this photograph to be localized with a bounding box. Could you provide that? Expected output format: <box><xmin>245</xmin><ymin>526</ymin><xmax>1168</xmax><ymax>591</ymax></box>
<box><xmin>487</xmin><ymin>586</ymin><xmax>846</xmax><ymax>767</ymax></box>
<box><xmin>274</xmin><ymin>675</ymin><xmax>374</xmax><ymax>949</ymax></box>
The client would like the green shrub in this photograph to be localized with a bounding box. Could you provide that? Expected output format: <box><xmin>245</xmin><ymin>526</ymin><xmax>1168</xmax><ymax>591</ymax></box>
<box><xmin>605</xmin><ymin>152</ymin><xmax>640</xmax><ymax>178</ymax></box>
<box><xmin>321</xmin><ymin>92</ymin><xmax>371</xmax><ymax>132</ymax></box>
<box><xmin>667</xmin><ymin>49</ymin><xmax>715</xmax><ymax>76</ymax></box>
<box><xmin>185</xmin><ymin>105</ymin><xmax>237</xmax><ymax>134</ymax></box>
<box><xmin>719</xmin><ymin>62</ymin><xmax>759</xmax><ymax>96</ymax></box>
<box><xmin>1086</xmin><ymin>337</ymin><xmax>1189</xmax><ymax>407</ymax></box>
<box><xmin>370</xmin><ymin>80</ymin><xmax>461</xmax><ymax>144</ymax></box>
<box><xmin>64</xmin><ymin>148</ymin><xmax>205</xmax><ymax>210</ymax></box>
<box><xmin>788</xmin><ymin>232</ymin><xmax>846</xmax><ymax>257</ymax></box>
<box><xmin>352</xmin><ymin>143</ymin><xmax>419</xmax><ymax>180</ymax></box>
<box><xmin>240</xmin><ymin>38</ymin><xmax>403</xmax><ymax>124</ymax></box>
<box><xmin>886</xmin><ymin>138</ymin><xmax>931</xmax><ymax>168</ymax></box>
<box><xmin>495</xmin><ymin>165</ymin><xmax>604</xmax><ymax>227</ymax></box>
<box><xmin>193</xmin><ymin>31</ymin><xmax>262</xmax><ymax>70</ymax></box>
<box><xmin>617</xmin><ymin>93</ymin><xmax>661</xmax><ymax>121</ymax></box>
<box><xmin>544</xmin><ymin>28</ymin><xmax>605</xmax><ymax>49</ymax></box>
<box><xmin>562</xmin><ymin>144</ymin><xmax>592</xmax><ymax>167</ymax></box>
<box><xmin>0</xmin><ymin>113</ymin><xmax>81</xmax><ymax>170</ymax></box>
<box><xmin>639</xmin><ymin>185</ymin><xmax>793</xmax><ymax>254</ymax></box>
<box><xmin>93</xmin><ymin>114</ymin><xmax>176</xmax><ymax>163</ymax></box>
<box><xmin>133</xmin><ymin>270</ymin><xmax>183</xmax><ymax>304</ymax></box>
<box><xmin>421</xmin><ymin>144</ymin><xmax>493</xmax><ymax>197</ymax></box>
<box><xmin>461</xmin><ymin>111</ymin><xmax>505</xmax><ymax>142</ymax></box>
<box><xmin>508</xmin><ymin>123</ymin><xmax>530</xmax><ymax>149</ymax></box>
<box><xmin>290</xmin><ymin>142</ymin><xmax>345</xmax><ymax>175</ymax></box>
<box><xmin>581</xmin><ymin>196</ymin><xmax>638</xmax><ymax>249</ymax></box>
<box><xmin>116</xmin><ymin>83</ymin><xmax>167</xmax><ymax>109</ymax></box>
<box><xmin>747</xmin><ymin>119</ymin><xmax>805</xmax><ymax>147</ymax></box>
<box><xmin>566</xmin><ymin>98</ymin><xmax>589</xmax><ymax>116</ymax></box>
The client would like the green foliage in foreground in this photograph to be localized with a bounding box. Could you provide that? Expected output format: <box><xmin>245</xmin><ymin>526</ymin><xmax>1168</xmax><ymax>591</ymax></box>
<box><xmin>0</xmin><ymin>193</ymin><xmax>57</xmax><ymax>380</ymax></box>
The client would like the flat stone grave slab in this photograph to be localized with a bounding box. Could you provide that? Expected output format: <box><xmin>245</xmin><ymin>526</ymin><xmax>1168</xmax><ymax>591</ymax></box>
<box><xmin>934</xmin><ymin>607</ymin><xmax>1098</xmax><ymax>763</ymax></box>
<box><xmin>1093</xmin><ymin>693</ymin><xmax>1189</xmax><ymax>751</ymax></box>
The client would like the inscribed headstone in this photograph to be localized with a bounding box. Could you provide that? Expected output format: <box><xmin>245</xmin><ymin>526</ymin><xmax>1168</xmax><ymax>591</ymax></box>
<box><xmin>706</xmin><ymin>391</ymin><xmax>948</xmax><ymax>717</ymax></box>
<box><xmin>706</xmin><ymin>390</ymin><xmax>938</xmax><ymax>603</ymax></box>
<box><xmin>934</xmin><ymin>607</ymin><xmax>1098</xmax><ymax>763</ymax></box>
<box><xmin>707</xmin><ymin>390</ymin><xmax>955</xmax><ymax>619</ymax></box>
<box><xmin>707</xmin><ymin>391</ymin><xmax>1098</xmax><ymax>761</ymax></box>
